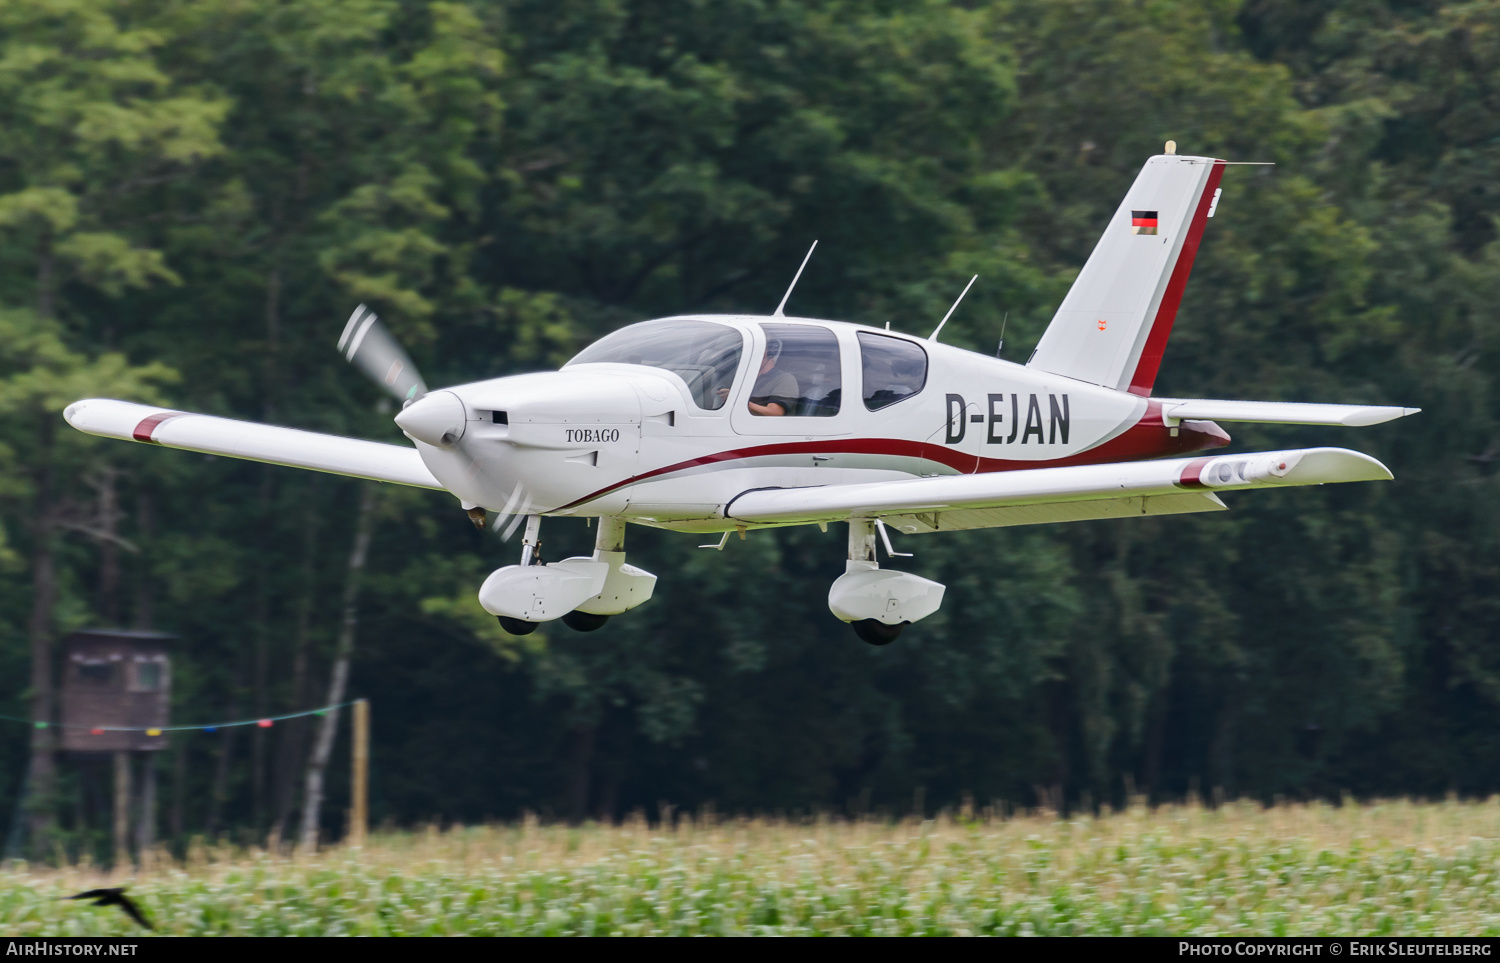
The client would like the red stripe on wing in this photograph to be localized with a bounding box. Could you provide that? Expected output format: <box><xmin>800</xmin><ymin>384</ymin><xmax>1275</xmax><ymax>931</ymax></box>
<box><xmin>1176</xmin><ymin>457</ymin><xmax>1216</xmax><ymax>489</ymax></box>
<box><xmin>131</xmin><ymin>411</ymin><xmax>184</xmax><ymax>443</ymax></box>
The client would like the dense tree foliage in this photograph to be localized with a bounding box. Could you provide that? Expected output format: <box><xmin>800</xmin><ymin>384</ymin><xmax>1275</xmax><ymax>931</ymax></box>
<box><xmin>0</xmin><ymin>0</ymin><xmax>1495</xmax><ymax>855</ymax></box>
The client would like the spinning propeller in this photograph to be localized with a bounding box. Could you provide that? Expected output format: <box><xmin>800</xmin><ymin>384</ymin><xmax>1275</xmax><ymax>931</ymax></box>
<box><xmin>337</xmin><ymin>305</ymin><xmax>533</xmax><ymax>541</ymax></box>
<box><xmin>338</xmin><ymin>304</ymin><xmax>427</xmax><ymax>405</ymax></box>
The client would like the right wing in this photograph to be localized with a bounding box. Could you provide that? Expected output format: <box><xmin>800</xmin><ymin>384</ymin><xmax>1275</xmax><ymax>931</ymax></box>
<box><xmin>726</xmin><ymin>447</ymin><xmax>1391</xmax><ymax>533</ymax></box>
<box><xmin>64</xmin><ymin>398</ymin><xmax>444</xmax><ymax>490</ymax></box>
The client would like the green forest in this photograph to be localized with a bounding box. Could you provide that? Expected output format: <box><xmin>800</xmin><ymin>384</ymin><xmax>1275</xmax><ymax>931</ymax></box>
<box><xmin>1</xmin><ymin>0</ymin><xmax>1498</xmax><ymax>859</ymax></box>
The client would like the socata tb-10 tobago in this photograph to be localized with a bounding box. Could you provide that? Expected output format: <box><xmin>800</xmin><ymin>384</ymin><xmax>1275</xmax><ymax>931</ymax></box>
<box><xmin>65</xmin><ymin>144</ymin><xmax>1418</xmax><ymax>645</ymax></box>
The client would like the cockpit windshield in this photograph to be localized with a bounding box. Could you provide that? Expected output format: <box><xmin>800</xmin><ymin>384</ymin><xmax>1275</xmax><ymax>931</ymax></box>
<box><xmin>566</xmin><ymin>320</ymin><xmax>744</xmax><ymax>410</ymax></box>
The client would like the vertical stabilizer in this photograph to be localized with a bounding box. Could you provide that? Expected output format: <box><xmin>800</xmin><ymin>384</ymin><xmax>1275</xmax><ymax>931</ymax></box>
<box><xmin>1027</xmin><ymin>153</ymin><xmax>1224</xmax><ymax>396</ymax></box>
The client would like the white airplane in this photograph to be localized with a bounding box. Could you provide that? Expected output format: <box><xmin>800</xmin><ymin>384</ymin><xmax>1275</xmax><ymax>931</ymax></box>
<box><xmin>65</xmin><ymin>145</ymin><xmax>1418</xmax><ymax>645</ymax></box>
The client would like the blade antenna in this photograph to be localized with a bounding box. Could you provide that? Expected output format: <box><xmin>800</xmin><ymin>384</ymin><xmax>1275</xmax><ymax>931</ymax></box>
<box><xmin>773</xmin><ymin>241</ymin><xmax>818</xmax><ymax>317</ymax></box>
<box><xmin>929</xmin><ymin>275</ymin><xmax>978</xmax><ymax>342</ymax></box>
<box><xmin>996</xmin><ymin>311</ymin><xmax>1009</xmax><ymax>358</ymax></box>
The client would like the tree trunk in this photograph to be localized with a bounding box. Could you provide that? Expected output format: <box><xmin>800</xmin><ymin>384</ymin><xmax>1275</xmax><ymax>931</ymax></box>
<box><xmin>22</xmin><ymin>463</ymin><xmax>58</xmax><ymax>857</ymax></box>
<box><xmin>251</xmin><ymin>470</ymin><xmax>272</xmax><ymax>833</ymax></box>
<box><xmin>271</xmin><ymin>492</ymin><xmax>320</xmax><ymax>841</ymax></box>
<box><xmin>566</xmin><ymin>725</ymin><xmax>596</xmax><ymax>821</ymax></box>
<box><xmin>299</xmin><ymin>484</ymin><xmax>378</xmax><ymax>851</ymax></box>
<box><xmin>204</xmin><ymin>670</ymin><xmax>242</xmax><ymax>838</ymax></box>
<box><xmin>132</xmin><ymin>491</ymin><xmax>154</xmax><ymax>631</ymax></box>
<box><xmin>92</xmin><ymin>465</ymin><xmax>123</xmax><ymax>625</ymax></box>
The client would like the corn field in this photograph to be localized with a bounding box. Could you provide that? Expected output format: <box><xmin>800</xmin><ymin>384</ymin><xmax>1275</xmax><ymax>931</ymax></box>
<box><xmin>4</xmin><ymin>800</ymin><xmax>1500</xmax><ymax>936</ymax></box>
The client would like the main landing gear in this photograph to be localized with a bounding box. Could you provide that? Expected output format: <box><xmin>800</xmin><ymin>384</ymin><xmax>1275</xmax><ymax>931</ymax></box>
<box><xmin>479</xmin><ymin>516</ymin><xmax>656</xmax><ymax>635</ymax></box>
<box><xmin>851</xmin><ymin>619</ymin><xmax>904</xmax><ymax>646</ymax></box>
<box><xmin>827</xmin><ymin>519</ymin><xmax>946</xmax><ymax>646</ymax></box>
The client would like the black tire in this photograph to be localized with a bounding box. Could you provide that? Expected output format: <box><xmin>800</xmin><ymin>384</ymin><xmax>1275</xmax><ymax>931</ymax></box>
<box><xmin>852</xmin><ymin>619</ymin><xmax>905</xmax><ymax>646</ymax></box>
<box><xmin>497</xmin><ymin>615</ymin><xmax>539</xmax><ymax>636</ymax></box>
<box><xmin>562</xmin><ymin>610</ymin><xmax>610</xmax><ymax>632</ymax></box>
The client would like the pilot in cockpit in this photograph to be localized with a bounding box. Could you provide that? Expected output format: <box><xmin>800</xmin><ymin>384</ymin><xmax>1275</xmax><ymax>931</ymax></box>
<box><xmin>746</xmin><ymin>338</ymin><xmax>798</xmax><ymax>416</ymax></box>
<box><xmin>717</xmin><ymin>337</ymin><xmax>798</xmax><ymax>415</ymax></box>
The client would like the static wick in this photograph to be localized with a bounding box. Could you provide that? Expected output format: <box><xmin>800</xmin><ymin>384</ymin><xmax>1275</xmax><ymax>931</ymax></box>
<box><xmin>929</xmin><ymin>275</ymin><xmax>978</xmax><ymax>343</ymax></box>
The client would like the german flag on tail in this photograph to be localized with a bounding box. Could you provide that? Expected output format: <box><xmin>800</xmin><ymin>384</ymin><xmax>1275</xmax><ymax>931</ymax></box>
<box><xmin>1131</xmin><ymin>210</ymin><xmax>1158</xmax><ymax>235</ymax></box>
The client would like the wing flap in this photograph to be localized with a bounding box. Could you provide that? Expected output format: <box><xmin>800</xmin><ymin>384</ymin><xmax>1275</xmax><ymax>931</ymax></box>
<box><xmin>882</xmin><ymin>492</ymin><xmax>1227</xmax><ymax>534</ymax></box>
<box><xmin>725</xmin><ymin>447</ymin><xmax>1391</xmax><ymax>526</ymax></box>
<box><xmin>65</xmin><ymin>398</ymin><xmax>444</xmax><ymax>490</ymax></box>
<box><xmin>1157</xmin><ymin>398</ymin><xmax>1420</xmax><ymax>427</ymax></box>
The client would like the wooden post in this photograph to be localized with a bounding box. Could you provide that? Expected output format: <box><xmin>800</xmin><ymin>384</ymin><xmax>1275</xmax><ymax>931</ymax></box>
<box><xmin>350</xmin><ymin>699</ymin><xmax>369</xmax><ymax>847</ymax></box>
<box><xmin>112</xmin><ymin>751</ymin><xmax>131</xmax><ymax>867</ymax></box>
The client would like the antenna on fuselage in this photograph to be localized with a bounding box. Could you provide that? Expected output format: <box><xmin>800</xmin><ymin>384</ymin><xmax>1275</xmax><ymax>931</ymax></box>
<box><xmin>996</xmin><ymin>312</ymin><xmax>1009</xmax><ymax>358</ymax></box>
<box><xmin>929</xmin><ymin>275</ymin><xmax>977</xmax><ymax>342</ymax></box>
<box><xmin>772</xmin><ymin>241</ymin><xmax>818</xmax><ymax>317</ymax></box>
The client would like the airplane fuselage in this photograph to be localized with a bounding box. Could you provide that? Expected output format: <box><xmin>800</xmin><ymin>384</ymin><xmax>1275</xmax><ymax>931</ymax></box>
<box><xmin>406</xmin><ymin>314</ymin><xmax>1230</xmax><ymax>533</ymax></box>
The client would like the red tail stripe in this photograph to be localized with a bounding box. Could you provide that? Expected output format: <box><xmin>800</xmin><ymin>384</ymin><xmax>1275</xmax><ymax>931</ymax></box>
<box><xmin>131</xmin><ymin>411</ymin><xmax>184</xmax><ymax>443</ymax></box>
<box><xmin>1127</xmin><ymin>162</ymin><xmax>1225</xmax><ymax>397</ymax></box>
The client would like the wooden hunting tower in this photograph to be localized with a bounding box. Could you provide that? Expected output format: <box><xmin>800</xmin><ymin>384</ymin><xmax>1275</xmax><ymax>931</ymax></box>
<box><xmin>59</xmin><ymin>630</ymin><xmax>171</xmax><ymax>753</ymax></box>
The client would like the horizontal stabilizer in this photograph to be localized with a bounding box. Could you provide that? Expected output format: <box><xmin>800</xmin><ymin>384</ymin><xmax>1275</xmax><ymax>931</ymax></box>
<box><xmin>725</xmin><ymin>447</ymin><xmax>1391</xmax><ymax>529</ymax></box>
<box><xmin>1157</xmin><ymin>399</ymin><xmax>1419</xmax><ymax>427</ymax></box>
<box><xmin>64</xmin><ymin>398</ymin><xmax>443</xmax><ymax>490</ymax></box>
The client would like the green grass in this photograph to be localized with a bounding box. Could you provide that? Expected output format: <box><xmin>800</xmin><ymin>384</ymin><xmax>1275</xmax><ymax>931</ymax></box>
<box><xmin>5</xmin><ymin>799</ymin><xmax>1500</xmax><ymax>935</ymax></box>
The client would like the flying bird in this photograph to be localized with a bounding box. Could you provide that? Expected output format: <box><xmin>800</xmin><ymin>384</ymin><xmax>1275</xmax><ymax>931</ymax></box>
<box><xmin>64</xmin><ymin>887</ymin><xmax>153</xmax><ymax>930</ymax></box>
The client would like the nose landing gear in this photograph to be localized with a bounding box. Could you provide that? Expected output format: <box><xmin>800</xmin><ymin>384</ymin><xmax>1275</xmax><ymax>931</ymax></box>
<box><xmin>498</xmin><ymin>616</ymin><xmax>539</xmax><ymax>636</ymax></box>
<box><xmin>484</xmin><ymin>516</ymin><xmax>655</xmax><ymax>634</ymax></box>
<box><xmin>561</xmin><ymin>610</ymin><xmax>610</xmax><ymax>632</ymax></box>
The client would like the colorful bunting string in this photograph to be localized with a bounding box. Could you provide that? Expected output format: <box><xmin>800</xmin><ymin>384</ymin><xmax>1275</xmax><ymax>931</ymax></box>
<box><xmin>0</xmin><ymin>700</ymin><xmax>357</xmax><ymax>733</ymax></box>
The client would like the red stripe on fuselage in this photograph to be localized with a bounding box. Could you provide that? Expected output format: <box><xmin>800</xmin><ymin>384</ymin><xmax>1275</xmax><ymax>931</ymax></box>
<box><xmin>131</xmin><ymin>411</ymin><xmax>184</xmax><ymax>443</ymax></box>
<box><xmin>1127</xmin><ymin>162</ymin><xmax>1225</xmax><ymax>397</ymax></box>
<box><xmin>555</xmin><ymin>402</ymin><xmax>1230</xmax><ymax>511</ymax></box>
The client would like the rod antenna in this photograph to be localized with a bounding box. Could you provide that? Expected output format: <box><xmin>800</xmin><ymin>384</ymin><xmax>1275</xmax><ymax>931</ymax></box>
<box><xmin>996</xmin><ymin>311</ymin><xmax>1009</xmax><ymax>358</ymax></box>
<box><xmin>929</xmin><ymin>275</ymin><xmax>978</xmax><ymax>342</ymax></box>
<box><xmin>773</xmin><ymin>241</ymin><xmax>818</xmax><ymax>317</ymax></box>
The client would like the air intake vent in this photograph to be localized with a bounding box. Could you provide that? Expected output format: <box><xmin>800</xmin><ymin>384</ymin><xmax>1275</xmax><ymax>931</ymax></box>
<box><xmin>491</xmin><ymin>410</ymin><xmax>508</xmax><ymax>425</ymax></box>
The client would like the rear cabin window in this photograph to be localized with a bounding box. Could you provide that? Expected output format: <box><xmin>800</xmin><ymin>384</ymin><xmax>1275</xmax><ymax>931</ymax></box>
<box><xmin>858</xmin><ymin>333</ymin><xmax>928</xmax><ymax>410</ymax></box>
<box><xmin>566</xmin><ymin>319</ymin><xmax>744</xmax><ymax>410</ymax></box>
<box><xmin>752</xmin><ymin>324</ymin><xmax>842</xmax><ymax>417</ymax></box>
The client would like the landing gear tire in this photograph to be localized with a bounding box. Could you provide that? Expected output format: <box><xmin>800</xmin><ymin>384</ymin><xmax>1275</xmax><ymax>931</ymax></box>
<box><xmin>852</xmin><ymin>619</ymin><xmax>905</xmax><ymax>646</ymax></box>
<box><xmin>497</xmin><ymin>616</ymin><xmax>539</xmax><ymax>636</ymax></box>
<box><xmin>562</xmin><ymin>610</ymin><xmax>610</xmax><ymax>632</ymax></box>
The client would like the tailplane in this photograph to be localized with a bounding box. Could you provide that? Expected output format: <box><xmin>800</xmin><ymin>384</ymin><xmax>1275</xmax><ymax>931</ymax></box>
<box><xmin>1028</xmin><ymin>147</ymin><xmax>1224</xmax><ymax>396</ymax></box>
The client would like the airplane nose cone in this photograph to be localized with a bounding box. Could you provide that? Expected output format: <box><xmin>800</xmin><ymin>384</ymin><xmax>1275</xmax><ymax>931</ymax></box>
<box><xmin>394</xmin><ymin>390</ymin><xmax>467</xmax><ymax>447</ymax></box>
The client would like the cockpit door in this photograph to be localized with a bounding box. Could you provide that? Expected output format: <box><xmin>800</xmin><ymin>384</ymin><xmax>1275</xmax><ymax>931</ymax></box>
<box><xmin>731</xmin><ymin>322</ymin><xmax>853</xmax><ymax>436</ymax></box>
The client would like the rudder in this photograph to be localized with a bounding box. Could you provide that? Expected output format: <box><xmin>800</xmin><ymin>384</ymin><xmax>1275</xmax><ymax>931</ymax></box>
<box><xmin>1027</xmin><ymin>151</ymin><xmax>1224</xmax><ymax>396</ymax></box>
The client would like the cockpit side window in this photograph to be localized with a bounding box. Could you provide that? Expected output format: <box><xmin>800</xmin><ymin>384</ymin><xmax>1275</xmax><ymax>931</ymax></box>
<box><xmin>566</xmin><ymin>320</ymin><xmax>744</xmax><ymax>410</ymax></box>
<box><xmin>858</xmin><ymin>332</ymin><xmax>928</xmax><ymax>410</ymax></box>
<box><xmin>753</xmin><ymin>324</ymin><xmax>842</xmax><ymax>416</ymax></box>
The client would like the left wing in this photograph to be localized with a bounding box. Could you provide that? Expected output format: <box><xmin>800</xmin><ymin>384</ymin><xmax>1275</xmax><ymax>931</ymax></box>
<box><xmin>65</xmin><ymin>398</ymin><xmax>444</xmax><ymax>490</ymax></box>
<box><xmin>725</xmin><ymin>447</ymin><xmax>1391</xmax><ymax>533</ymax></box>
